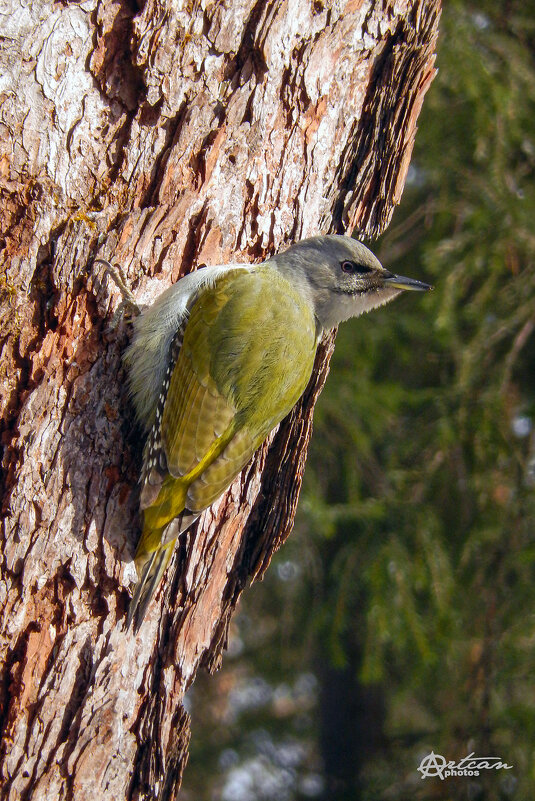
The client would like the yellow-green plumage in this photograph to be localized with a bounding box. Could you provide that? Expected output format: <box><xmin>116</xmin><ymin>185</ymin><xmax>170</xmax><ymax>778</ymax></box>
<box><xmin>129</xmin><ymin>265</ymin><xmax>317</xmax><ymax>626</ymax></box>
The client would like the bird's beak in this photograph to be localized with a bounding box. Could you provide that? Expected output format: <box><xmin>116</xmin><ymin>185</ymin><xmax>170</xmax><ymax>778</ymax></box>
<box><xmin>383</xmin><ymin>272</ymin><xmax>433</xmax><ymax>292</ymax></box>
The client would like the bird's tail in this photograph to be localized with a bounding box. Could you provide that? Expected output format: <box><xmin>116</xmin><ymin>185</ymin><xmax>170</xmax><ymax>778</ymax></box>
<box><xmin>127</xmin><ymin>541</ymin><xmax>174</xmax><ymax>632</ymax></box>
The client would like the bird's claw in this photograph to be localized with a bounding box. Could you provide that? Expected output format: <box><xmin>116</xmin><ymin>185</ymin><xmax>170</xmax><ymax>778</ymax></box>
<box><xmin>93</xmin><ymin>258</ymin><xmax>141</xmax><ymax>331</ymax></box>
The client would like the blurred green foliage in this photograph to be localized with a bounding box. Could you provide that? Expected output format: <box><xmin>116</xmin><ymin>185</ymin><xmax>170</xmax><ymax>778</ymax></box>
<box><xmin>182</xmin><ymin>2</ymin><xmax>535</xmax><ymax>799</ymax></box>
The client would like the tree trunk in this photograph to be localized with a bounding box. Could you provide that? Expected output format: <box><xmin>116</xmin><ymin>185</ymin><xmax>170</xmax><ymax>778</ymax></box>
<box><xmin>0</xmin><ymin>1</ymin><xmax>440</xmax><ymax>798</ymax></box>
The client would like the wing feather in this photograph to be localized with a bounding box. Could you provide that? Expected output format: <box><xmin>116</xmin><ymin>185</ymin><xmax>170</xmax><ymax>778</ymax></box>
<box><xmin>142</xmin><ymin>267</ymin><xmax>317</xmax><ymax>527</ymax></box>
<box><xmin>186</xmin><ymin>427</ymin><xmax>258</xmax><ymax>510</ymax></box>
<box><xmin>131</xmin><ymin>265</ymin><xmax>317</xmax><ymax>628</ymax></box>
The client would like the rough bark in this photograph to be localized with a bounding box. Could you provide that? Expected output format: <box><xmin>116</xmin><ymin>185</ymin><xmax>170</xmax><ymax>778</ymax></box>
<box><xmin>0</xmin><ymin>1</ymin><xmax>440</xmax><ymax>798</ymax></box>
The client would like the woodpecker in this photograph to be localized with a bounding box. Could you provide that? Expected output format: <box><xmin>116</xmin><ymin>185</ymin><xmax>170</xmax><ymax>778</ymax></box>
<box><xmin>119</xmin><ymin>235</ymin><xmax>431</xmax><ymax>628</ymax></box>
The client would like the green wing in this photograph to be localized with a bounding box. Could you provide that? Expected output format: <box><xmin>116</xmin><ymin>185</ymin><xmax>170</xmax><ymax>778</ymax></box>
<box><xmin>140</xmin><ymin>265</ymin><xmax>318</xmax><ymax>535</ymax></box>
<box><xmin>130</xmin><ymin>265</ymin><xmax>318</xmax><ymax>628</ymax></box>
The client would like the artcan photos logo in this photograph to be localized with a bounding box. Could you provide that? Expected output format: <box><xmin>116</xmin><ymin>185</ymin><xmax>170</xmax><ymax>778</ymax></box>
<box><xmin>417</xmin><ymin>751</ymin><xmax>514</xmax><ymax>780</ymax></box>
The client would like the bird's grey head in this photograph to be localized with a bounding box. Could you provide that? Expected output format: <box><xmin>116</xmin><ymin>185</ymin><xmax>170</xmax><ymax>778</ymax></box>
<box><xmin>271</xmin><ymin>234</ymin><xmax>431</xmax><ymax>331</ymax></box>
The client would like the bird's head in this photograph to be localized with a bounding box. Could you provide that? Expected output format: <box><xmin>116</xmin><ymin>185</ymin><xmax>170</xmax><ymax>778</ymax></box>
<box><xmin>271</xmin><ymin>235</ymin><xmax>432</xmax><ymax>331</ymax></box>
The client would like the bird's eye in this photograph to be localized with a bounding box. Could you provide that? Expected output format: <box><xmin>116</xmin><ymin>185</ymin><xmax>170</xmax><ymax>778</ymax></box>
<box><xmin>341</xmin><ymin>260</ymin><xmax>372</xmax><ymax>274</ymax></box>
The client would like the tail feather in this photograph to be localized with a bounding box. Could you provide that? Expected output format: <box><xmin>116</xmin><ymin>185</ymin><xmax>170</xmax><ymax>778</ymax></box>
<box><xmin>127</xmin><ymin>543</ymin><xmax>174</xmax><ymax>632</ymax></box>
<box><xmin>127</xmin><ymin>511</ymin><xmax>201</xmax><ymax>632</ymax></box>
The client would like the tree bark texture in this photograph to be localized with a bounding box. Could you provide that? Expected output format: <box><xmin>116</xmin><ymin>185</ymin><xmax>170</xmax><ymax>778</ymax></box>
<box><xmin>0</xmin><ymin>0</ymin><xmax>440</xmax><ymax>798</ymax></box>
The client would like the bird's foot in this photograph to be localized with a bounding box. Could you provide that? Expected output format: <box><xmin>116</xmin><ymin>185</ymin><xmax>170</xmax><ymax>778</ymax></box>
<box><xmin>93</xmin><ymin>258</ymin><xmax>141</xmax><ymax>329</ymax></box>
